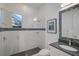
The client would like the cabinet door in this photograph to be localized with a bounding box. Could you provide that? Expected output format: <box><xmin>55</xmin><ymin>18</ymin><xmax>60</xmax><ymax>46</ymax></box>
<box><xmin>0</xmin><ymin>32</ymin><xmax>4</xmax><ymax>56</ymax></box>
<box><xmin>62</xmin><ymin>9</ymin><xmax>73</xmax><ymax>38</ymax></box>
<box><xmin>3</xmin><ymin>31</ymin><xmax>19</xmax><ymax>56</ymax></box>
<box><xmin>73</xmin><ymin>7</ymin><xmax>79</xmax><ymax>39</ymax></box>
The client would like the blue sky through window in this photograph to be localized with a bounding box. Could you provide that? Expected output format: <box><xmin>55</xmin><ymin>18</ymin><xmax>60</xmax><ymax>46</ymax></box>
<box><xmin>12</xmin><ymin>13</ymin><xmax>22</xmax><ymax>26</ymax></box>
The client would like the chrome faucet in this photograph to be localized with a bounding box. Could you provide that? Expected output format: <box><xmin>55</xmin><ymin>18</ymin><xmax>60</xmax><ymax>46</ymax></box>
<box><xmin>69</xmin><ymin>40</ymin><xmax>72</xmax><ymax>46</ymax></box>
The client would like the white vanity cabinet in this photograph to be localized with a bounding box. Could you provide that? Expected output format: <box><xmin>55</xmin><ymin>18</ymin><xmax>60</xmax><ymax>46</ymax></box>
<box><xmin>0</xmin><ymin>31</ymin><xmax>19</xmax><ymax>56</ymax></box>
<box><xmin>0</xmin><ymin>32</ymin><xmax>4</xmax><ymax>56</ymax></box>
<box><xmin>48</xmin><ymin>45</ymin><xmax>71</xmax><ymax>56</ymax></box>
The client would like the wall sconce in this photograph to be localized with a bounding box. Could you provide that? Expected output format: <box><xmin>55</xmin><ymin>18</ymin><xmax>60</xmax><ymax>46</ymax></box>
<box><xmin>33</xmin><ymin>17</ymin><xmax>41</xmax><ymax>22</ymax></box>
<box><xmin>33</xmin><ymin>17</ymin><xmax>38</xmax><ymax>22</ymax></box>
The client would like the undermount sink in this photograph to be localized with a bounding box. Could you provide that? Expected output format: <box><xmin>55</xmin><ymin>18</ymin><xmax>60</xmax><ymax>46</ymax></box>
<box><xmin>59</xmin><ymin>45</ymin><xmax>78</xmax><ymax>52</ymax></box>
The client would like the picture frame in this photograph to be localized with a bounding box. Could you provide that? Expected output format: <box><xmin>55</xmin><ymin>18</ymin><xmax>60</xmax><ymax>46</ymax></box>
<box><xmin>47</xmin><ymin>18</ymin><xmax>57</xmax><ymax>33</ymax></box>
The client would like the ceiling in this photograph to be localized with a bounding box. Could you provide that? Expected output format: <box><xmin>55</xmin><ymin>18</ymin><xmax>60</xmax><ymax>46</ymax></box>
<box><xmin>26</xmin><ymin>3</ymin><xmax>44</xmax><ymax>9</ymax></box>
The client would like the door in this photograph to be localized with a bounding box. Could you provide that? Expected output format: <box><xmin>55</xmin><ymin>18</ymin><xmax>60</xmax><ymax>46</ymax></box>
<box><xmin>2</xmin><ymin>31</ymin><xmax>19</xmax><ymax>56</ymax></box>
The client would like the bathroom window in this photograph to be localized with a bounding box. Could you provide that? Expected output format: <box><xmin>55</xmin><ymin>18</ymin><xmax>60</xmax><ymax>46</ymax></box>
<box><xmin>11</xmin><ymin>13</ymin><xmax>22</xmax><ymax>28</ymax></box>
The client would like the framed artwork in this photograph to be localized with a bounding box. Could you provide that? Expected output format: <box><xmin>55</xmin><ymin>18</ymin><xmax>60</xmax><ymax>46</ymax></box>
<box><xmin>47</xmin><ymin>18</ymin><xmax>57</xmax><ymax>33</ymax></box>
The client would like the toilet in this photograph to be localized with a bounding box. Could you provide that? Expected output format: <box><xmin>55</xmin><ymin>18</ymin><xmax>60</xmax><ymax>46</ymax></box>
<box><xmin>33</xmin><ymin>49</ymin><xmax>50</xmax><ymax>56</ymax></box>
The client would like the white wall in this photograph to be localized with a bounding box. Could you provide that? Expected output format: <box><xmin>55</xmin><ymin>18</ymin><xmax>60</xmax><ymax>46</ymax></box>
<box><xmin>0</xmin><ymin>3</ymin><xmax>39</xmax><ymax>28</ymax></box>
<box><xmin>8</xmin><ymin>4</ymin><xmax>43</xmax><ymax>52</ymax></box>
<box><xmin>38</xmin><ymin>3</ymin><xmax>61</xmax><ymax>48</ymax></box>
<box><xmin>0</xmin><ymin>3</ymin><xmax>45</xmax><ymax>52</ymax></box>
